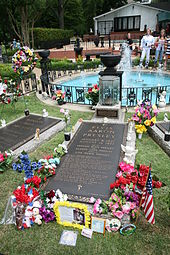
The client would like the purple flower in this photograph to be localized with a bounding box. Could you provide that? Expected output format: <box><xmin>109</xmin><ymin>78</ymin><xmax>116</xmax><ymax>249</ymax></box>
<box><xmin>39</xmin><ymin>207</ymin><xmax>55</xmax><ymax>223</ymax></box>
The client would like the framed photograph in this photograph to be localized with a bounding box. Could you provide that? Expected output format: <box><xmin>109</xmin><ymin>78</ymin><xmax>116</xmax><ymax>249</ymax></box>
<box><xmin>53</xmin><ymin>201</ymin><xmax>91</xmax><ymax>230</ymax></box>
<box><xmin>91</xmin><ymin>217</ymin><xmax>106</xmax><ymax>235</ymax></box>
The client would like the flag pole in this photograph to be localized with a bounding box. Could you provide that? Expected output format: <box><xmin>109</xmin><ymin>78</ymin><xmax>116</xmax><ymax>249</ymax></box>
<box><xmin>135</xmin><ymin>163</ymin><xmax>151</xmax><ymax>225</ymax></box>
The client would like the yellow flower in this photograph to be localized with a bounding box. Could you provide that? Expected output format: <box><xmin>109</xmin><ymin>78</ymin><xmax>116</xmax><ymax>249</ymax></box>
<box><xmin>151</xmin><ymin>116</ymin><xmax>156</xmax><ymax>124</ymax></box>
<box><xmin>137</xmin><ymin>112</ymin><xmax>141</xmax><ymax>117</ymax></box>
<box><xmin>152</xmin><ymin>105</ymin><xmax>157</xmax><ymax>110</ymax></box>
<box><xmin>135</xmin><ymin>124</ymin><xmax>147</xmax><ymax>134</ymax></box>
<box><xmin>144</xmin><ymin>119</ymin><xmax>151</xmax><ymax>126</ymax></box>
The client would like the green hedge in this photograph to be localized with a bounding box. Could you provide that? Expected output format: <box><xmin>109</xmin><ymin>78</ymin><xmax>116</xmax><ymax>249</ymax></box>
<box><xmin>33</xmin><ymin>28</ymin><xmax>74</xmax><ymax>47</ymax></box>
<box><xmin>37</xmin><ymin>59</ymin><xmax>101</xmax><ymax>71</ymax></box>
<box><xmin>0</xmin><ymin>64</ymin><xmax>19</xmax><ymax>80</ymax></box>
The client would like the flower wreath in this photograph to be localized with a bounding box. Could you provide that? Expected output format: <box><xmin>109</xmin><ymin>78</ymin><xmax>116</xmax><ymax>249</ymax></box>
<box><xmin>12</xmin><ymin>46</ymin><xmax>38</xmax><ymax>77</ymax></box>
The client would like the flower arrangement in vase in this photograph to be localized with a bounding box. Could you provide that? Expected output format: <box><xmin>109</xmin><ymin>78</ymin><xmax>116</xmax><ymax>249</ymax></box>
<box><xmin>60</xmin><ymin>108</ymin><xmax>71</xmax><ymax>141</ymax></box>
<box><xmin>56</xmin><ymin>90</ymin><xmax>65</xmax><ymax>105</ymax></box>
<box><xmin>85</xmin><ymin>84</ymin><xmax>99</xmax><ymax>106</ymax></box>
<box><xmin>132</xmin><ymin>100</ymin><xmax>159</xmax><ymax>138</ymax></box>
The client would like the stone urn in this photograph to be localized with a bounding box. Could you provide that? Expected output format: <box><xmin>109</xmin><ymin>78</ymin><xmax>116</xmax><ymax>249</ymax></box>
<box><xmin>37</xmin><ymin>50</ymin><xmax>50</xmax><ymax>59</ymax></box>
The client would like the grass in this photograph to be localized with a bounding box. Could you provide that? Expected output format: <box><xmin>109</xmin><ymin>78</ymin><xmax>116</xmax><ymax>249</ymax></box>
<box><xmin>0</xmin><ymin>95</ymin><xmax>170</xmax><ymax>255</ymax></box>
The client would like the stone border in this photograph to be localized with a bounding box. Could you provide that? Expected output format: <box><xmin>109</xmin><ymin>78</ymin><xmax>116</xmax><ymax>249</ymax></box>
<box><xmin>148</xmin><ymin>124</ymin><xmax>170</xmax><ymax>157</ymax></box>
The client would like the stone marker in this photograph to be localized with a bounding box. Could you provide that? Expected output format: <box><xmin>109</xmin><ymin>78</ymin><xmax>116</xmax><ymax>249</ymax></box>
<box><xmin>45</xmin><ymin>122</ymin><xmax>127</xmax><ymax>201</ymax></box>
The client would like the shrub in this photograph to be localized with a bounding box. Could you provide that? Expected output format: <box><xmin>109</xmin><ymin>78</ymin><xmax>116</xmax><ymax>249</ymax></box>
<box><xmin>0</xmin><ymin>64</ymin><xmax>19</xmax><ymax>80</ymax></box>
<box><xmin>33</xmin><ymin>28</ymin><xmax>74</xmax><ymax>49</ymax></box>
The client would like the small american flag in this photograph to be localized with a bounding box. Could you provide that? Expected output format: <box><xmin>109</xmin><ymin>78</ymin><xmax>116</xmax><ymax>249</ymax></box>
<box><xmin>141</xmin><ymin>169</ymin><xmax>155</xmax><ymax>224</ymax></box>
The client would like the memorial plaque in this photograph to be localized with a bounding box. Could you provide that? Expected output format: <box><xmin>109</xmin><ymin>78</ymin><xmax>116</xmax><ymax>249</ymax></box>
<box><xmin>156</xmin><ymin>122</ymin><xmax>170</xmax><ymax>134</ymax></box>
<box><xmin>0</xmin><ymin>114</ymin><xmax>60</xmax><ymax>152</ymax></box>
<box><xmin>45</xmin><ymin>122</ymin><xmax>126</xmax><ymax>201</ymax></box>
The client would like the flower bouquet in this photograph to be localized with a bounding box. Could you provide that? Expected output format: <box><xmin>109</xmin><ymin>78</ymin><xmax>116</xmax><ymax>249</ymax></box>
<box><xmin>60</xmin><ymin>108</ymin><xmax>72</xmax><ymax>141</ymax></box>
<box><xmin>0</xmin><ymin>78</ymin><xmax>22</xmax><ymax>104</ymax></box>
<box><xmin>85</xmin><ymin>84</ymin><xmax>99</xmax><ymax>106</ymax></box>
<box><xmin>132</xmin><ymin>100</ymin><xmax>159</xmax><ymax>136</ymax></box>
<box><xmin>56</xmin><ymin>90</ymin><xmax>65</xmax><ymax>105</ymax></box>
<box><xmin>0</xmin><ymin>150</ymin><xmax>13</xmax><ymax>173</ymax></box>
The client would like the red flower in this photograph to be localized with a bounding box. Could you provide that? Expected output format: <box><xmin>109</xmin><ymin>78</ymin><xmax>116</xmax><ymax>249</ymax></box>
<box><xmin>3</xmin><ymin>89</ymin><xmax>6</xmax><ymax>93</ymax></box>
<box><xmin>4</xmin><ymin>79</ymin><xmax>7</xmax><ymax>84</ymax></box>
<box><xmin>110</xmin><ymin>180</ymin><xmax>120</xmax><ymax>189</ymax></box>
<box><xmin>88</xmin><ymin>88</ymin><xmax>92</xmax><ymax>93</ymax></box>
<box><xmin>93</xmin><ymin>84</ymin><xmax>98</xmax><ymax>90</ymax></box>
<box><xmin>152</xmin><ymin>180</ymin><xmax>162</xmax><ymax>189</ymax></box>
<box><xmin>44</xmin><ymin>176</ymin><xmax>47</xmax><ymax>182</ymax></box>
<box><xmin>0</xmin><ymin>154</ymin><xmax>4</xmax><ymax>162</ymax></box>
<box><xmin>47</xmin><ymin>190</ymin><xmax>55</xmax><ymax>198</ymax></box>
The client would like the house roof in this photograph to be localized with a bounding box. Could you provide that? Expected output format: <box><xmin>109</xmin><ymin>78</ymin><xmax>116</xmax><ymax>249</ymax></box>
<box><xmin>93</xmin><ymin>2</ymin><xmax>170</xmax><ymax>20</ymax></box>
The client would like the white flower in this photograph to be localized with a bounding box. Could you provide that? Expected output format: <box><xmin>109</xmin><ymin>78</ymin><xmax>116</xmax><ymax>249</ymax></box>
<box><xmin>46</xmin><ymin>198</ymin><xmax>50</xmax><ymax>203</ymax></box>
<box><xmin>63</xmin><ymin>194</ymin><xmax>68</xmax><ymax>201</ymax></box>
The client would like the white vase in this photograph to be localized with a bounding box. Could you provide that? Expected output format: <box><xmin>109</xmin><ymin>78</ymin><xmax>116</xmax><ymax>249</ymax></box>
<box><xmin>138</xmin><ymin>133</ymin><xmax>143</xmax><ymax>139</ymax></box>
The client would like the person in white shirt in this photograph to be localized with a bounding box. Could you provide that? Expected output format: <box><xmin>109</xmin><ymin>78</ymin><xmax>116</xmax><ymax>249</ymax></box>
<box><xmin>140</xmin><ymin>28</ymin><xmax>155</xmax><ymax>68</ymax></box>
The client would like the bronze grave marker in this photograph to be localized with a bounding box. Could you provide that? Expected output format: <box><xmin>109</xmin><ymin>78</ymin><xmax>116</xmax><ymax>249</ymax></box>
<box><xmin>45</xmin><ymin>122</ymin><xmax>126</xmax><ymax>201</ymax></box>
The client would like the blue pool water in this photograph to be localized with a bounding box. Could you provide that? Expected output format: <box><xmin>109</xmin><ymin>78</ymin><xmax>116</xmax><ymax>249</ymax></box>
<box><xmin>56</xmin><ymin>72</ymin><xmax>170</xmax><ymax>105</ymax></box>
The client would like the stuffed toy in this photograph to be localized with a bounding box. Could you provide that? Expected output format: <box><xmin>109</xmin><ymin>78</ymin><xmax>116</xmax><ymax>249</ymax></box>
<box><xmin>32</xmin><ymin>201</ymin><xmax>42</xmax><ymax>225</ymax></box>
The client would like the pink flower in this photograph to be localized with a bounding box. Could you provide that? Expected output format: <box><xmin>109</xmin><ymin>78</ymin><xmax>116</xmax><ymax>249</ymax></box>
<box><xmin>130</xmin><ymin>202</ymin><xmax>136</xmax><ymax>210</ymax></box>
<box><xmin>116</xmin><ymin>171</ymin><xmax>122</xmax><ymax>178</ymax></box>
<box><xmin>122</xmin><ymin>203</ymin><xmax>131</xmax><ymax>214</ymax></box>
<box><xmin>89</xmin><ymin>197</ymin><xmax>96</xmax><ymax>203</ymax></box>
<box><xmin>96</xmin><ymin>198</ymin><xmax>102</xmax><ymax>205</ymax></box>
<box><xmin>93</xmin><ymin>203</ymin><xmax>99</xmax><ymax>214</ymax></box>
<box><xmin>112</xmin><ymin>202</ymin><xmax>119</xmax><ymax>211</ymax></box>
<box><xmin>132</xmin><ymin>116</ymin><xmax>139</xmax><ymax>122</ymax></box>
<box><xmin>114</xmin><ymin>211</ymin><xmax>124</xmax><ymax>219</ymax></box>
<box><xmin>60</xmin><ymin>108</ymin><xmax>65</xmax><ymax>113</ymax></box>
<box><xmin>111</xmin><ymin>193</ymin><xmax>119</xmax><ymax>201</ymax></box>
<box><xmin>153</xmin><ymin>109</ymin><xmax>159</xmax><ymax>115</ymax></box>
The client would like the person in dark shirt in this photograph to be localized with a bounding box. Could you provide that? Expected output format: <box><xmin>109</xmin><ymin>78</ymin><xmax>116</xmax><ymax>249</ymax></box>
<box><xmin>127</xmin><ymin>33</ymin><xmax>133</xmax><ymax>50</ymax></box>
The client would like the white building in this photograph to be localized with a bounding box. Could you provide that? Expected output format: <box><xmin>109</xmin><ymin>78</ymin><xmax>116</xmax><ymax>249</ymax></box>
<box><xmin>93</xmin><ymin>2</ymin><xmax>170</xmax><ymax>35</ymax></box>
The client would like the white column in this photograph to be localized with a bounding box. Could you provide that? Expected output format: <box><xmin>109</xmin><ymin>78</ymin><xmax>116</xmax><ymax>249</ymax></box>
<box><xmin>94</xmin><ymin>19</ymin><xmax>98</xmax><ymax>35</ymax></box>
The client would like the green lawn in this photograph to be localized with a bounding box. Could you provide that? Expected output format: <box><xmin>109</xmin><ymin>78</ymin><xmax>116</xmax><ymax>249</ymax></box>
<box><xmin>0</xmin><ymin>95</ymin><xmax>170</xmax><ymax>255</ymax></box>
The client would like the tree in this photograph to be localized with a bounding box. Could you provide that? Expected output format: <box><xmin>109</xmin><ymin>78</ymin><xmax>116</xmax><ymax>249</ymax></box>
<box><xmin>1</xmin><ymin>0</ymin><xmax>45</xmax><ymax>47</ymax></box>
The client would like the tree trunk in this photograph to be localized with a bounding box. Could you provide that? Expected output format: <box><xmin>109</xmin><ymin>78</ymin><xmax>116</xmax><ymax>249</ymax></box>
<box><xmin>31</xmin><ymin>20</ymin><xmax>35</xmax><ymax>49</ymax></box>
<box><xmin>58</xmin><ymin>0</ymin><xmax>64</xmax><ymax>29</ymax></box>
<box><xmin>21</xmin><ymin>6</ymin><xmax>30</xmax><ymax>46</ymax></box>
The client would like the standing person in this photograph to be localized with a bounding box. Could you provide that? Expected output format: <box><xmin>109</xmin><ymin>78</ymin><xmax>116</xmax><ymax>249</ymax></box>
<box><xmin>154</xmin><ymin>29</ymin><xmax>166</xmax><ymax>68</ymax></box>
<box><xmin>164</xmin><ymin>34</ymin><xmax>170</xmax><ymax>70</ymax></box>
<box><xmin>126</xmin><ymin>32</ymin><xmax>133</xmax><ymax>65</ymax></box>
<box><xmin>16</xmin><ymin>40</ymin><xmax>21</xmax><ymax>49</ymax></box>
<box><xmin>140</xmin><ymin>28</ymin><xmax>155</xmax><ymax>68</ymax></box>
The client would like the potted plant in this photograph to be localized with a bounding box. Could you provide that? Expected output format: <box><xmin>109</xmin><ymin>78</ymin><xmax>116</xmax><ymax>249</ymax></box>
<box><xmin>56</xmin><ymin>90</ymin><xmax>65</xmax><ymax>105</ymax></box>
<box><xmin>132</xmin><ymin>100</ymin><xmax>159</xmax><ymax>139</ymax></box>
<box><xmin>85</xmin><ymin>84</ymin><xmax>99</xmax><ymax>106</ymax></box>
<box><xmin>60</xmin><ymin>108</ymin><xmax>71</xmax><ymax>141</ymax></box>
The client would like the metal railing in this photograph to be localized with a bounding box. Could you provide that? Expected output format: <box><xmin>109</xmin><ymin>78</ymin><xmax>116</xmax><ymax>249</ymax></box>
<box><xmin>41</xmin><ymin>74</ymin><xmax>170</xmax><ymax>106</ymax></box>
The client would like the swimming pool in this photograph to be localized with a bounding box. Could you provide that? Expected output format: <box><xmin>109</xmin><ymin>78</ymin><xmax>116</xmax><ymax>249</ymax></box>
<box><xmin>54</xmin><ymin>71</ymin><xmax>170</xmax><ymax>106</ymax></box>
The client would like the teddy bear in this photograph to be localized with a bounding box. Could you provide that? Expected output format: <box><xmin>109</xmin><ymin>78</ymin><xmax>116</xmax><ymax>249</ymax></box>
<box><xmin>32</xmin><ymin>200</ymin><xmax>42</xmax><ymax>225</ymax></box>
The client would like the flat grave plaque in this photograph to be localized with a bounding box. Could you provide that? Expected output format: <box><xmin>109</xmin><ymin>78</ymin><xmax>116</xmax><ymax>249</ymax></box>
<box><xmin>156</xmin><ymin>122</ymin><xmax>170</xmax><ymax>133</ymax></box>
<box><xmin>0</xmin><ymin>114</ymin><xmax>60</xmax><ymax>152</ymax></box>
<box><xmin>45</xmin><ymin>122</ymin><xmax>126</xmax><ymax>201</ymax></box>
